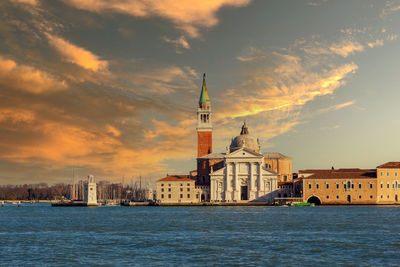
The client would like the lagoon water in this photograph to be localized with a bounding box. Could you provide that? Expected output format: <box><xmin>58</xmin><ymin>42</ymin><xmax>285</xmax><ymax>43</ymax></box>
<box><xmin>1</xmin><ymin>204</ymin><xmax>400</xmax><ymax>266</ymax></box>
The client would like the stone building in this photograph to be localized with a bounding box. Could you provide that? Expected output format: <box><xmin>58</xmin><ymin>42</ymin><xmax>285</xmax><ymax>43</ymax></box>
<box><xmin>376</xmin><ymin>162</ymin><xmax>400</xmax><ymax>203</ymax></box>
<box><xmin>201</xmin><ymin>123</ymin><xmax>280</xmax><ymax>202</ymax></box>
<box><xmin>156</xmin><ymin>175</ymin><xmax>208</xmax><ymax>204</ymax></box>
<box><xmin>155</xmin><ymin>74</ymin><xmax>292</xmax><ymax>204</ymax></box>
<box><xmin>300</xmin><ymin>162</ymin><xmax>400</xmax><ymax>205</ymax></box>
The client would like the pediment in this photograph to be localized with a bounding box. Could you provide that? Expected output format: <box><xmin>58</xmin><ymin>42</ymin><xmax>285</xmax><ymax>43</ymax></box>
<box><xmin>225</xmin><ymin>147</ymin><xmax>263</xmax><ymax>158</ymax></box>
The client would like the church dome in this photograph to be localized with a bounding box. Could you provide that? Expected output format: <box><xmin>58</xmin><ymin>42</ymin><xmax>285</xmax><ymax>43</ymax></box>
<box><xmin>229</xmin><ymin>123</ymin><xmax>261</xmax><ymax>153</ymax></box>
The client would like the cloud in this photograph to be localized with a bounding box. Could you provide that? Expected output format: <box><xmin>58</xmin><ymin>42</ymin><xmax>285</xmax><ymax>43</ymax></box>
<box><xmin>216</xmin><ymin>36</ymin><xmax>360</xmax><ymax>146</ymax></box>
<box><xmin>368</xmin><ymin>39</ymin><xmax>384</xmax><ymax>48</ymax></box>
<box><xmin>61</xmin><ymin>0</ymin><xmax>252</xmax><ymax>38</ymax></box>
<box><xmin>46</xmin><ymin>33</ymin><xmax>109</xmax><ymax>72</ymax></box>
<box><xmin>126</xmin><ymin>65</ymin><xmax>199</xmax><ymax>95</ymax></box>
<box><xmin>317</xmin><ymin>100</ymin><xmax>356</xmax><ymax>114</ymax></box>
<box><xmin>0</xmin><ymin>55</ymin><xmax>67</xmax><ymax>94</ymax></box>
<box><xmin>9</xmin><ymin>0</ymin><xmax>38</xmax><ymax>5</ymax></box>
<box><xmin>381</xmin><ymin>0</ymin><xmax>400</xmax><ymax>18</ymax></box>
<box><xmin>162</xmin><ymin>35</ymin><xmax>191</xmax><ymax>52</ymax></box>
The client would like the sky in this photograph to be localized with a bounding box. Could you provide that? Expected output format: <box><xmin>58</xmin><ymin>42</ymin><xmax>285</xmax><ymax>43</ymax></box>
<box><xmin>1</xmin><ymin>0</ymin><xmax>400</xmax><ymax>184</ymax></box>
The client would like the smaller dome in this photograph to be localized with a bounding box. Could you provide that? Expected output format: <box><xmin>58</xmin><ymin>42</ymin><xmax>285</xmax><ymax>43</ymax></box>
<box><xmin>229</xmin><ymin>123</ymin><xmax>261</xmax><ymax>153</ymax></box>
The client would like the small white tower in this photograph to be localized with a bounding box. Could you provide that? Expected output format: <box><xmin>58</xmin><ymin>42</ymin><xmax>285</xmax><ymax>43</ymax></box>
<box><xmin>84</xmin><ymin>175</ymin><xmax>97</xmax><ymax>205</ymax></box>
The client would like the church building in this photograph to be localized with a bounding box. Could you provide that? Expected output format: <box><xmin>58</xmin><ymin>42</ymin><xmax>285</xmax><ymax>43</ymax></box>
<box><xmin>156</xmin><ymin>74</ymin><xmax>293</xmax><ymax>203</ymax></box>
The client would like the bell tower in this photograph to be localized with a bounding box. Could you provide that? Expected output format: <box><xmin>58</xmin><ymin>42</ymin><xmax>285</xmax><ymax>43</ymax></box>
<box><xmin>197</xmin><ymin>73</ymin><xmax>212</xmax><ymax>158</ymax></box>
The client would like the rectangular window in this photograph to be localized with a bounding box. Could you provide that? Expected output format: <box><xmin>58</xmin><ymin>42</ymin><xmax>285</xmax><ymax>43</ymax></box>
<box><xmin>187</xmin><ymin>183</ymin><xmax>190</xmax><ymax>186</ymax></box>
<box><xmin>180</xmin><ymin>194</ymin><xmax>183</xmax><ymax>198</ymax></box>
<box><xmin>308</xmin><ymin>183</ymin><xmax>311</xmax><ymax>189</ymax></box>
<box><xmin>344</xmin><ymin>184</ymin><xmax>346</xmax><ymax>189</ymax></box>
<box><xmin>168</xmin><ymin>188</ymin><xmax>171</xmax><ymax>192</ymax></box>
<box><xmin>326</xmin><ymin>183</ymin><xmax>329</xmax><ymax>189</ymax></box>
<box><xmin>180</xmin><ymin>184</ymin><xmax>183</xmax><ymax>186</ymax></box>
<box><xmin>351</xmin><ymin>183</ymin><xmax>354</xmax><ymax>189</ymax></box>
<box><xmin>336</xmin><ymin>183</ymin><xmax>339</xmax><ymax>189</ymax></box>
<box><xmin>370</xmin><ymin>183</ymin><xmax>373</xmax><ymax>189</ymax></box>
<box><xmin>168</xmin><ymin>194</ymin><xmax>171</xmax><ymax>198</ymax></box>
<box><xmin>161</xmin><ymin>188</ymin><xmax>164</xmax><ymax>192</ymax></box>
<box><xmin>387</xmin><ymin>183</ymin><xmax>390</xmax><ymax>189</ymax></box>
<box><xmin>187</xmin><ymin>188</ymin><xmax>190</xmax><ymax>192</ymax></box>
<box><xmin>168</xmin><ymin>184</ymin><xmax>171</xmax><ymax>187</ymax></box>
<box><xmin>380</xmin><ymin>172</ymin><xmax>383</xmax><ymax>177</ymax></box>
<box><xmin>180</xmin><ymin>188</ymin><xmax>183</xmax><ymax>192</ymax></box>
<box><xmin>161</xmin><ymin>194</ymin><xmax>164</xmax><ymax>199</ymax></box>
<box><xmin>196</xmin><ymin>194</ymin><xmax>199</xmax><ymax>198</ymax></box>
<box><xmin>161</xmin><ymin>184</ymin><xmax>164</xmax><ymax>187</ymax></box>
<box><xmin>187</xmin><ymin>194</ymin><xmax>190</xmax><ymax>198</ymax></box>
<box><xmin>381</xmin><ymin>183</ymin><xmax>383</xmax><ymax>189</ymax></box>
<box><xmin>316</xmin><ymin>183</ymin><xmax>319</xmax><ymax>189</ymax></box>
<box><xmin>358</xmin><ymin>183</ymin><xmax>362</xmax><ymax>189</ymax></box>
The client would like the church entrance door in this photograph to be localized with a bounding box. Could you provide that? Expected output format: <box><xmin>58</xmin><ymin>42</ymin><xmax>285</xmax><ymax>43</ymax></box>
<box><xmin>241</xmin><ymin>186</ymin><xmax>248</xmax><ymax>200</ymax></box>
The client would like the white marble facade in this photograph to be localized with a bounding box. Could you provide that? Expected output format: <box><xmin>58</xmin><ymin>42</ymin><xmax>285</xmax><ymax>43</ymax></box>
<box><xmin>209</xmin><ymin>148</ymin><xmax>278</xmax><ymax>202</ymax></box>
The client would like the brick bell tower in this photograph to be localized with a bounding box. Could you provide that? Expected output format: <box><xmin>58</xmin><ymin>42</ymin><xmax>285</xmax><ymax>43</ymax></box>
<box><xmin>197</xmin><ymin>73</ymin><xmax>212</xmax><ymax>158</ymax></box>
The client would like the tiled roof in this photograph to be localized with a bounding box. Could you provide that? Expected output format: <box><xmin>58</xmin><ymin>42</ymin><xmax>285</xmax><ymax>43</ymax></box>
<box><xmin>262</xmin><ymin>152</ymin><xmax>291</xmax><ymax>159</ymax></box>
<box><xmin>303</xmin><ymin>170</ymin><xmax>376</xmax><ymax>179</ymax></box>
<box><xmin>377</xmin><ymin>162</ymin><xmax>400</xmax><ymax>169</ymax></box>
<box><xmin>299</xmin><ymin>168</ymin><xmax>363</xmax><ymax>174</ymax></box>
<box><xmin>157</xmin><ymin>175</ymin><xmax>194</xmax><ymax>182</ymax></box>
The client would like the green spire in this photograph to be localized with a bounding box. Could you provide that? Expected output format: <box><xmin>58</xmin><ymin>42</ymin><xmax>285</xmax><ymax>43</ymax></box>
<box><xmin>199</xmin><ymin>73</ymin><xmax>210</xmax><ymax>105</ymax></box>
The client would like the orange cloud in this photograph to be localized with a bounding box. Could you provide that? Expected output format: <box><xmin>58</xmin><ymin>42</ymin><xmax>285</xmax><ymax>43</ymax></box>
<box><xmin>0</xmin><ymin>56</ymin><xmax>67</xmax><ymax>94</ymax></box>
<box><xmin>62</xmin><ymin>0</ymin><xmax>251</xmax><ymax>38</ymax></box>
<box><xmin>46</xmin><ymin>34</ymin><xmax>108</xmax><ymax>72</ymax></box>
<box><xmin>329</xmin><ymin>40</ymin><xmax>364</xmax><ymax>57</ymax></box>
<box><xmin>10</xmin><ymin>0</ymin><xmax>37</xmax><ymax>5</ymax></box>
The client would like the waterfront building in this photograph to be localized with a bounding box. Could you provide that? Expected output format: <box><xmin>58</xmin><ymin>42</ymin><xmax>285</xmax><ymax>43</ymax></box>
<box><xmin>84</xmin><ymin>175</ymin><xmax>97</xmax><ymax>205</ymax></box>
<box><xmin>201</xmin><ymin>123</ymin><xmax>280</xmax><ymax>202</ymax></box>
<box><xmin>155</xmin><ymin>74</ymin><xmax>292</xmax><ymax>204</ymax></box>
<box><xmin>376</xmin><ymin>162</ymin><xmax>400</xmax><ymax>203</ymax></box>
<box><xmin>156</xmin><ymin>175</ymin><xmax>203</xmax><ymax>203</ymax></box>
<box><xmin>300</xmin><ymin>162</ymin><xmax>400</xmax><ymax>205</ymax></box>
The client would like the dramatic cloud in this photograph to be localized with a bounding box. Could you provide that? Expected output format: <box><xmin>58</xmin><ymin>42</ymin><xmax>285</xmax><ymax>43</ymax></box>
<box><xmin>61</xmin><ymin>0</ymin><xmax>252</xmax><ymax>37</ymax></box>
<box><xmin>46</xmin><ymin>34</ymin><xmax>109</xmax><ymax>72</ymax></box>
<box><xmin>0</xmin><ymin>56</ymin><xmax>67</xmax><ymax>94</ymax></box>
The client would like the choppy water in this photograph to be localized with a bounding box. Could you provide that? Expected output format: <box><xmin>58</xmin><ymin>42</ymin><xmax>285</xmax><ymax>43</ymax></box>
<box><xmin>1</xmin><ymin>204</ymin><xmax>400</xmax><ymax>266</ymax></box>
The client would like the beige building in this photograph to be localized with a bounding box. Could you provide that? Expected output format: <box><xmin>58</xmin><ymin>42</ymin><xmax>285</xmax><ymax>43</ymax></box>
<box><xmin>156</xmin><ymin>175</ymin><xmax>207</xmax><ymax>204</ymax></box>
<box><xmin>300</xmin><ymin>162</ymin><xmax>400</xmax><ymax>205</ymax></box>
<box><xmin>376</xmin><ymin>162</ymin><xmax>400</xmax><ymax>204</ymax></box>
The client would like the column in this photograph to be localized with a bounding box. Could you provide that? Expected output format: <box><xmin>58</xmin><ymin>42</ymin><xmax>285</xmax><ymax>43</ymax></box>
<box><xmin>225</xmin><ymin>163</ymin><xmax>231</xmax><ymax>201</ymax></box>
<box><xmin>258</xmin><ymin>163</ymin><xmax>262</xmax><ymax>198</ymax></box>
<box><xmin>210</xmin><ymin>178</ymin><xmax>215</xmax><ymax>202</ymax></box>
<box><xmin>234</xmin><ymin>162</ymin><xmax>239</xmax><ymax>201</ymax></box>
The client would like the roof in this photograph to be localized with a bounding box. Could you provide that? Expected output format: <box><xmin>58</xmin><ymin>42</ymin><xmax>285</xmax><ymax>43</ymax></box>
<box><xmin>199</xmin><ymin>73</ymin><xmax>210</xmax><ymax>104</ymax></box>
<box><xmin>278</xmin><ymin>182</ymin><xmax>293</xmax><ymax>186</ymax></box>
<box><xmin>262</xmin><ymin>152</ymin><xmax>291</xmax><ymax>159</ymax></box>
<box><xmin>299</xmin><ymin>168</ymin><xmax>364</xmax><ymax>174</ymax></box>
<box><xmin>157</xmin><ymin>175</ymin><xmax>195</xmax><ymax>182</ymax></box>
<box><xmin>377</xmin><ymin>162</ymin><xmax>400</xmax><ymax>169</ymax></box>
<box><xmin>302</xmin><ymin>169</ymin><xmax>376</xmax><ymax>179</ymax></box>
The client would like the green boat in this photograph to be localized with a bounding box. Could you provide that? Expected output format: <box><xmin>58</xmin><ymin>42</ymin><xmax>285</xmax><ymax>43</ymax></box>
<box><xmin>295</xmin><ymin>202</ymin><xmax>315</xmax><ymax>207</ymax></box>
